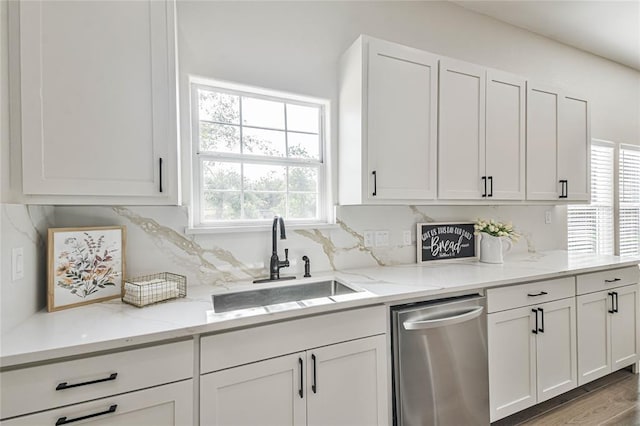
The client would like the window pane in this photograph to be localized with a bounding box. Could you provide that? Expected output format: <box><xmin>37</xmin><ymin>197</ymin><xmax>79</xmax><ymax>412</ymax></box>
<box><xmin>203</xmin><ymin>191</ymin><xmax>241</xmax><ymax>221</ymax></box>
<box><xmin>242</xmin><ymin>97</ymin><xmax>285</xmax><ymax>129</ymax></box>
<box><xmin>286</xmin><ymin>104</ymin><xmax>319</xmax><ymax>133</ymax></box>
<box><xmin>199</xmin><ymin>123</ymin><xmax>240</xmax><ymax>153</ymax></box>
<box><xmin>203</xmin><ymin>161</ymin><xmax>241</xmax><ymax>191</ymax></box>
<box><xmin>620</xmin><ymin>146</ymin><xmax>640</xmax><ymax>256</ymax></box>
<box><xmin>243</xmin><ymin>127</ymin><xmax>286</xmax><ymax>157</ymax></box>
<box><xmin>198</xmin><ymin>90</ymin><xmax>239</xmax><ymax>124</ymax></box>
<box><xmin>289</xmin><ymin>193</ymin><xmax>317</xmax><ymax>219</ymax></box>
<box><xmin>244</xmin><ymin>192</ymin><xmax>285</xmax><ymax>220</ymax></box>
<box><xmin>244</xmin><ymin>164</ymin><xmax>286</xmax><ymax>191</ymax></box>
<box><xmin>288</xmin><ymin>132</ymin><xmax>320</xmax><ymax>160</ymax></box>
<box><xmin>289</xmin><ymin>167</ymin><xmax>318</xmax><ymax>192</ymax></box>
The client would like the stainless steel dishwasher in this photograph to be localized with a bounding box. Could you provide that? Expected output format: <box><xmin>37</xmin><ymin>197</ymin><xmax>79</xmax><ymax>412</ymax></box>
<box><xmin>391</xmin><ymin>294</ymin><xmax>489</xmax><ymax>426</ymax></box>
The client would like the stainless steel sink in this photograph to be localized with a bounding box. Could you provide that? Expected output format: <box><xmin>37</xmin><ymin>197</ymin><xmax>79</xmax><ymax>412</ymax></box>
<box><xmin>212</xmin><ymin>280</ymin><xmax>359</xmax><ymax>313</ymax></box>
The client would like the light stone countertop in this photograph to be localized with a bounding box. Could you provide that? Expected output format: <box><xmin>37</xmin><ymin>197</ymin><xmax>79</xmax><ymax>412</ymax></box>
<box><xmin>1</xmin><ymin>250</ymin><xmax>638</xmax><ymax>369</ymax></box>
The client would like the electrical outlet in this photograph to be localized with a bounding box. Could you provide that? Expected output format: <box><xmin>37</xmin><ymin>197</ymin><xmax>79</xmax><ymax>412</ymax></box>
<box><xmin>403</xmin><ymin>230</ymin><xmax>412</xmax><ymax>246</ymax></box>
<box><xmin>545</xmin><ymin>211</ymin><xmax>552</xmax><ymax>224</ymax></box>
<box><xmin>364</xmin><ymin>231</ymin><xmax>374</xmax><ymax>248</ymax></box>
<box><xmin>375</xmin><ymin>230</ymin><xmax>389</xmax><ymax>247</ymax></box>
<box><xmin>12</xmin><ymin>248</ymin><xmax>24</xmax><ymax>281</ymax></box>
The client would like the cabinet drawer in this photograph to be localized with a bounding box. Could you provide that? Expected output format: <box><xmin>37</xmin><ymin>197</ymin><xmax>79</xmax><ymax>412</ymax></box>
<box><xmin>487</xmin><ymin>277</ymin><xmax>575</xmax><ymax>313</ymax></box>
<box><xmin>1</xmin><ymin>379</ymin><xmax>193</xmax><ymax>425</ymax></box>
<box><xmin>0</xmin><ymin>340</ymin><xmax>193</xmax><ymax>419</ymax></box>
<box><xmin>201</xmin><ymin>305</ymin><xmax>386</xmax><ymax>374</ymax></box>
<box><xmin>577</xmin><ymin>266</ymin><xmax>639</xmax><ymax>295</ymax></box>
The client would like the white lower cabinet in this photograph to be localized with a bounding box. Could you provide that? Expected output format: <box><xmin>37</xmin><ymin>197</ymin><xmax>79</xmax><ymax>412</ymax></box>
<box><xmin>488</xmin><ymin>281</ymin><xmax>577</xmax><ymax>422</ymax></box>
<box><xmin>1</xmin><ymin>378</ymin><xmax>193</xmax><ymax>426</ymax></box>
<box><xmin>577</xmin><ymin>283</ymin><xmax>639</xmax><ymax>385</ymax></box>
<box><xmin>200</xmin><ymin>335</ymin><xmax>388</xmax><ymax>426</ymax></box>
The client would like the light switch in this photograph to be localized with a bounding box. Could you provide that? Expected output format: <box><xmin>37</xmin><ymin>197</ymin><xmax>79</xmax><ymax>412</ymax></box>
<box><xmin>12</xmin><ymin>248</ymin><xmax>24</xmax><ymax>281</ymax></box>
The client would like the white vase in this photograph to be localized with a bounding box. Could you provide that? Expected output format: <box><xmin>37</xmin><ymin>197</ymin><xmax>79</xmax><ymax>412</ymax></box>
<box><xmin>479</xmin><ymin>233</ymin><xmax>512</xmax><ymax>264</ymax></box>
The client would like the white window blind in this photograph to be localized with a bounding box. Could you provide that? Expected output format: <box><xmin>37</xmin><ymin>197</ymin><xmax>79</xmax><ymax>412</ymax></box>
<box><xmin>620</xmin><ymin>145</ymin><xmax>640</xmax><ymax>256</ymax></box>
<box><xmin>568</xmin><ymin>143</ymin><xmax>614</xmax><ymax>254</ymax></box>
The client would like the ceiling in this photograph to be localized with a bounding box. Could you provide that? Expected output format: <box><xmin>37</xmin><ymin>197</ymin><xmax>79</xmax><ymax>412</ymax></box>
<box><xmin>453</xmin><ymin>1</ymin><xmax>640</xmax><ymax>71</ymax></box>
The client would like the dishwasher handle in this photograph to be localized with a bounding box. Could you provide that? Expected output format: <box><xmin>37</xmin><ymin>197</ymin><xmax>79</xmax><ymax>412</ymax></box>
<box><xmin>403</xmin><ymin>306</ymin><xmax>484</xmax><ymax>330</ymax></box>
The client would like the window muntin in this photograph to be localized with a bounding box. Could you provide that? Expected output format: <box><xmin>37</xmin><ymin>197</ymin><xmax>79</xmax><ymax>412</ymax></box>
<box><xmin>192</xmin><ymin>81</ymin><xmax>328</xmax><ymax>227</ymax></box>
<box><xmin>568</xmin><ymin>142</ymin><xmax>615</xmax><ymax>255</ymax></box>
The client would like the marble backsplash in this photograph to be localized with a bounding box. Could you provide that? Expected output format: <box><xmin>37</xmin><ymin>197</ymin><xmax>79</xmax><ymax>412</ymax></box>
<box><xmin>1</xmin><ymin>203</ymin><xmax>567</xmax><ymax>332</ymax></box>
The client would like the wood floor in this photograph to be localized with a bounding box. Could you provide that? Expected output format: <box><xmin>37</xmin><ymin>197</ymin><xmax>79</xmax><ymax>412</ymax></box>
<box><xmin>494</xmin><ymin>368</ymin><xmax>639</xmax><ymax>426</ymax></box>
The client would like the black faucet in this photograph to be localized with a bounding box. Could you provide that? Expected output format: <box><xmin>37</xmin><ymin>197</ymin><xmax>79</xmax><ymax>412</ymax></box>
<box><xmin>269</xmin><ymin>216</ymin><xmax>290</xmax><ymax>280</ymax></box>
<box><xmin>302</xmin><ymin>256</ymin><xmax>311</xmax><ymax>277</ymax></box>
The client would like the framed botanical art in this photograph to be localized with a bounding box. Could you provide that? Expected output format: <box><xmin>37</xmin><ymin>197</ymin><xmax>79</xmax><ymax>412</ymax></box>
<box><xmin>47</xmin><ymin>226</ymin><xmax>126</xmax><ymax>312</ymax></box>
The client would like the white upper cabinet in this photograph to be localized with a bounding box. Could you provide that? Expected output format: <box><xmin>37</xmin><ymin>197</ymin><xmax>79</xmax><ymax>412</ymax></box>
<box><xmin>438</xmin><ymin>58</ymin><xmax>486</xmax><ymax>200</ymax></box>
<box><xmin>339</xmin><ymin>36</ymin><xmax>438</xmax><ymax>204</ymax></box>
<box><xmin>16</xmin><ymin>0</ymin><xmax>179</xmax><ymax>204</ymax></box>
<box><xmin>485</xmin><ymin>70</ymin><xmax>526</xmax><ymax>200</ymax></box>
<box><xmin>558</xmin><ymin>94</ymin><xmax>591</xmax><ymax>201</ymax></box>
<box><xmin>438</xmin><ymin>63</ymin><xmax>525</xmax><ymax>200</ymax></box>
<box><xmin>526</xmin><ymin>84</ymin><xmax>560</xmax><ymax>200</ymax></box>
<box><xmin>527</xmin><ymin>83</ymin><xmax>591</xmax><ymax>201</ymax></box>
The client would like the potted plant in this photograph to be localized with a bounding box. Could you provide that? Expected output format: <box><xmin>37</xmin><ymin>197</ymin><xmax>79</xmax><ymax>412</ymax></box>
<box><xmin>474</xmin><ymin>219</ymin><xmax>520</xmax><ymax>264</ymax></box>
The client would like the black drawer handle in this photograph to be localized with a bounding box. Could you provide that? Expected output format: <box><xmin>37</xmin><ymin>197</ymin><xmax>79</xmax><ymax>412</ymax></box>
<box><xmin>159</xmin><ymin>157</ymin><xmax>164</xmax><ymax>193</ymax></box>
<box><xmin>56</xmin><ymin>373</ymin><xmax>117</xmax><ymax>391</ymax></box>
<box><xmin>482</xmin><ymin>176</ymin><xmax>487</xmax><ymax>197</ymax></box>
<box><xmin>527</xmin><ymin>291</ymin><xmax>548</xmax><ymax>297</ymax></box>
<box><xmin>538</xmin><ymin>308</ymin><xmax>545</xmax><ymax>333</ymax></box>
<box><xmin>608</xmin><ymin>292</ymin><xmax>615</xmax><ymax>314</ymax></box>
<box><xmin>532</xmin><ymin>309</ymin><xmax>538</xmax><ymax>334</ymax></box>
<box><xmin>56</xmin><ymin>404</ymin><xmax>117</xmax><ymax>425</ymax></box>
<box><xmin>613</xmin><ymin>291</ymin><xmax>619</xmax><ymax>313</ymax></box>
<box><xmin>372</xmin><ymin>171</ymin><xmax>377</xmax><ymax>196</ymax></box>
<box><xmin>605</xmin><ymin>278</ymin><xmax>621</xmax><ymax>283</ymax></box>
<box><xmin>488</xmin><ymin>176</ymin><xmax>493</xmax><ymax>197</ymax></box>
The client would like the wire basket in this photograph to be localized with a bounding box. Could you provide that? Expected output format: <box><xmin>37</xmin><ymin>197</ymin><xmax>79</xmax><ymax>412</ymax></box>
<box><xmin>123</xmin><ymin>272</ymin><xmax>186</xmax><ymax>308</ymax></box>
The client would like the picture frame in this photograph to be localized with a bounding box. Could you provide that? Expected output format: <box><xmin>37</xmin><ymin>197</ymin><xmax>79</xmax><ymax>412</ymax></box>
<box><xmin>417</xmin><ymin>222</ymin><xmax>478</xmax><ymax>263</ymax></box>
<box><xmin>47</xmin><ymin>226</ymin><xmax>126</xmax><ymax>312</ymax></box>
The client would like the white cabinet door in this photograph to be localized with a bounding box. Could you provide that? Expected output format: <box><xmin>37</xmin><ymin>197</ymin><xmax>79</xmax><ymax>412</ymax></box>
<box><xmin>526</xmin><ymin>84</ymin><xmax>560</xmax><ymax>201</ymax></box>
<box><xmin>438</xmin><ymin>58</ymin><xmax>486</xmax><ymax>200</ymax></box>
<box><xmin>577</xmin><ymin>291</ymin><xmax>612</xmax><ymax>385</ymax></box>
<box><xmin>367</xmin><ymin>38</ymin><xmax>438</xmax><ymax>201</ymax></box>
<box><xmin>306</xmin><ymin>335</ymin><xmax>388</xmax><ymax>426</ymax></box>
<box><xmin>485</xmin><ymin>70</ymin><xmax>526</xmax><ymax>200</ymax></box>
<box><xmin>559</xmin><ymin>94</ymin><xmax>590</xmax><ymax>201</ymax></box>
<box><xmin>536</xmin><ymin>298</ymin><xmax>577</xmax><ymax>403</ymax></box>
<box><xmin>611</xmin><ymin>284</ymin><xmax>639</xmax><ymax>371</ymax></box>
<box><xmin>18</xmin><ymin>0</ymin><xmax>178</xmax><ymax>203</ymax></box>
<box><xmin>200</xmin><ymin>352</ymin><xmax>306</xmax><ymax>426</ymax></box>
<box><xmin>488</xmin><ymin>306</ymin><xmax>537</xmax><ymax>422</ymax></box>
<box><xmin>2</xmin><ymin>380</ymin><xmax>193</xmax><ymax>426</ymax></box>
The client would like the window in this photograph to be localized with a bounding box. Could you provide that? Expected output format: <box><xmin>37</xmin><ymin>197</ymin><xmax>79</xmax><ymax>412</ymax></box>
<box><xmin>620</xmin><ymin>145</ymin><xmax>640</xmax><ymax>256</ymax></box>
<box><xmin>190</xmin><ymin>79</ymin><xmax>330</xmax><ymax>228</ymax></box>
<box><xmin>567</xmin><ymin>142</ymin><xmax>615</xmax><ymax>254</ymax></box>
<box><xmin>568</xmin><ymin>141</ymin><xmax>640</xmax><ymax>256</ymax></box>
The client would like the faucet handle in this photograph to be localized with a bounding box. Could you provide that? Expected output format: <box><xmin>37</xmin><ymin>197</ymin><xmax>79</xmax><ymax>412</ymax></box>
<box><xmin>284</xmin><ymin>248</ymin><xmax>289</xmax><ymax>261</ymax></box>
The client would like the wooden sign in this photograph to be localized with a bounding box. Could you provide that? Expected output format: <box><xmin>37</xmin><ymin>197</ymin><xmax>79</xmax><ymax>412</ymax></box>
<box><xmin>417</xmin><ymin>222</ymin><xmax>478</xmax><ymax>263</ymax></box>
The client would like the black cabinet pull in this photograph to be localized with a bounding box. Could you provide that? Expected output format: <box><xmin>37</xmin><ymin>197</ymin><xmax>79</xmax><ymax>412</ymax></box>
<box><xmin>56</xmin><ymin>373</ymin><xmax>117</xmax><ymax>391</ymax></box>
<box><xmin>613</xmin><ymin>292</ymin><xmax>619</xmax><ymax>313</ymax></box>
<box><xmin>298</xmin><ymin>357</ymin><xmax>304</xmax><ymax>398</ymax></box>
<box><xmin>608</xmin><ymin>292</ymin><xmax>615</xmax><ymax>314</ymax></box>
<box><xmin>532</xmin><ymin>309</ymin><xmax>538</xmax><ymax>334</ymax></box>
<box><xmin>488</xmin><ymin>176</ymin><xmax>493</xmax><ymax>197</ymax></box>
<box><xmin>159</xmin><ymin>158</ymin><xmax>163</xmax><ymax>193</ymax></box>
<box><xmin>538</xmin><ymin>308</ymin><xmax>545</xmax><ymax>333</ymax></box>
<box><xmin>372</xmin><ymin>171</ymin><xmax>377</xmax><ymax>196</ymax></box>
<box><xmin>527</xmin><ymin>291</ymin><xmax>548</xmax><ymax>297</ymax></box>
<box><xmin>605</xmin><ymin>278</ymin><xmax>621</xmax><ymax>283</ymax></box>
<box><xmin>565</xmin><ymin>180</ymin><xmax>569</xmax><ymax>198</ymax></box>
<box><xmin>558</xmin><ymin>179</ymin><xmax>569</xmax><ymax>198</ymax></box>
<box><xmin>311</xmin><ymin>353</ymin><xmax>317</xmax><ymax>394</ymax></box>
<box><xmin>56</xmin><ymin>404</ymin><xmax>117</xmax><ymax>425</ymax></box>
<box><xmin>482</xmin><ymin>176</ymin><xmax>487</xmax><ymax>197</ymax></box>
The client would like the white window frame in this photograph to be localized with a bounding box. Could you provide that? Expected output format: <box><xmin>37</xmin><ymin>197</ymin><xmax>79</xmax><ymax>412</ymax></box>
<box><xmin>188</xmin><ymin>77</ymin><xmax>333</xmax><ymax>232</ymax></box>
<box><xmin>568</xmin><ymin>139</ymin><xmax>640</xmax><ymax>256</ymax></box>
<box><xmin>567</xmin><ymin>140</ymin><xmax>615</xmax><ymax>255</ymax></box>
<box><xmin>618</xmin><ymin>143</ymin><xmax>640</xmax><ymax>256</ymax></box>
